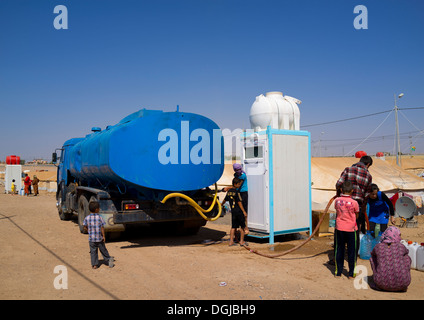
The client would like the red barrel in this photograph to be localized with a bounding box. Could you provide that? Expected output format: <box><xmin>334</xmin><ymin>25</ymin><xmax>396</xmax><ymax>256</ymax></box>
<box><xmin>6</xmin><ymin>155</ymin><xmax>20</xmax><ymax>165</ymax></box>
<box><xmin>376</xmin><ymin>152</ymin><xmax>384</xmax><ymax>157</ymax></box>
<box><xmin>355</xmin><ymin>151</ymin><xmax>367</xmax><ymax>158</ymax></box>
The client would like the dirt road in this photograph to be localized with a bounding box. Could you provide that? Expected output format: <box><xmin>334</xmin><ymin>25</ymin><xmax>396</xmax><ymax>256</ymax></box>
<box><xmin>1</xmin><ymin>187</ymin><xmax>424</xmax><ymax>301</ymax></box>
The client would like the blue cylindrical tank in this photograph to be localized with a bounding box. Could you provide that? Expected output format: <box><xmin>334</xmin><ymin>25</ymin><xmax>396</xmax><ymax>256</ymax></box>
<box><xmin>64</xmin><ymin>109</ymin><xmax>224</xmax><ymax>192</ymax></box>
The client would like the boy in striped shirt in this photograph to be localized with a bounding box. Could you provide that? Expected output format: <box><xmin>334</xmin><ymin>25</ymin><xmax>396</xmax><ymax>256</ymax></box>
<box><xmin>83</xmin><ymin>201</ymin><xmax>114</xmax><ymax>269</ymax></box>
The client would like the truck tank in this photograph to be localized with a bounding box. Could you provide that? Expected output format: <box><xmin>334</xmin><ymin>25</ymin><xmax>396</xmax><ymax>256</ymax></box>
<box><xmin>55</xmin><ymin>108</ymin><xmax>224</xmax><ymax>235</ymax></box>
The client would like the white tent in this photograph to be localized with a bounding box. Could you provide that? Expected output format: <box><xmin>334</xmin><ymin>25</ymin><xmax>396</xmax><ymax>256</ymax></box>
<box><xmin>311</xmin><ymin>157</ymin><xmax>424</xmax><ymax>211</ymax></box>
<box><xmin>217</xmin><ymin>157</ymin><xmax>424</xmax><ymax>212</ymax></box>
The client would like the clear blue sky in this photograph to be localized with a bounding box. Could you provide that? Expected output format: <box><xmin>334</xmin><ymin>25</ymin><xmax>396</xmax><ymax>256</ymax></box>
<box><xmin>1</xmin><ymin>0</ymin><xmax>423</xmax><ymax>160</ymax></box>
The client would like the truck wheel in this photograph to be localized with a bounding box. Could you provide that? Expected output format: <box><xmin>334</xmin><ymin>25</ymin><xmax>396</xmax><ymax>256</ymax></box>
<box><xmin>57</xmin><ymin>188</ymin><xmax>73</xmax><ymax>221</ymax></box>
<box><xmin>57</xmin><ymin>191</ymin><xmax>65</xmax><ymax>220</ymax></box>
<box><xmin>78</xmin><ymin>196</ymin><xmax>89</xmax><ymax>234</ymax></box>
<box><xmin>57</xmin><ymin>183</ymin><xmax>69</xmax><ymax>220</ymax></box>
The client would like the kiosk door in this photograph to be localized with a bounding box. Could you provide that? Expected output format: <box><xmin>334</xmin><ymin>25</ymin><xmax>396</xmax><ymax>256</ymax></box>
<box><xmin>243</xmin><ymin>142</ymin><xmax>268</xmax><ymax>232</ymax></box>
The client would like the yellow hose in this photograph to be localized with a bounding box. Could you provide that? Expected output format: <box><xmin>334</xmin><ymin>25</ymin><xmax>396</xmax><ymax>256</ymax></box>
<box><xmin>160</xmin><ymin>183</ymin><xmax>222</xmax><ymax>221</ymax></box>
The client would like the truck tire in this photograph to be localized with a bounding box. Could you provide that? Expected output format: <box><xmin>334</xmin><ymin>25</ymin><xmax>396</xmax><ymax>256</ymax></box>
<box><xmin>57</xmin><ymin>184</ymin><xmax>73</xmax><ymax>221</ymax></box>
<box><xmin>78</xmin><ymin>195</ymin><xmax>89</xmax><ymax>234</ymax></box>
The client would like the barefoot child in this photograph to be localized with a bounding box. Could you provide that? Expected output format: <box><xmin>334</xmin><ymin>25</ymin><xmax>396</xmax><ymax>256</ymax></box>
<box><xmin>222</xmin><ymin>163</ymin><xmax>249</xmax><ymax>234</ymax></box>
<box><xmin>221</xmin><ymin>177</ymin><xmax>248</xmax><ymax>246</ymax></box>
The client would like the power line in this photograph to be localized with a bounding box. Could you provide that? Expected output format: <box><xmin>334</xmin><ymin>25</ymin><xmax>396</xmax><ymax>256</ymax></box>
<box><xmin>301</xmin><ymin>106</ymin><xmax>424</xmax><ymax>128</ymax></box>
<box><xmin>309</xmin><ymin>106</ymin><xmax>424</xmax><ymax>156</ymax></box>
<box><xmin>315</xmin><ymin>135</ymin><xmax>424</xmax><ymax>149</ymax></box>
<box><xmin>399</xmin><ymin>107</ymin><xmax>424</xmax><ymax>111</ymax></box>
<box><xmin>313</xmin><ymin>129</ymin><xmax>424</xmax><ymax>143</ymax></box>
<box><xmin>342</xmin><ymin>109</ymin><xmax>393</xmax><ymax>156</ymax></box>
<box><xmin>301</xmin><ymin>109</ymin><xmax>392</xmax><ymax>128</ymax></box>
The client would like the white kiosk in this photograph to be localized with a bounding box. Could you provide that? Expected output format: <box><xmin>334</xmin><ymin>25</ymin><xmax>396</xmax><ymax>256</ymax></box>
<box><xmin>242</xmin><ymin>92</ymin><xmax>311</xmax><ymax>244</ymax></box>
<box><xmin>5</xmin><ymin>165</ymin><xmax>22</xmax><ymax>194</ymax></box>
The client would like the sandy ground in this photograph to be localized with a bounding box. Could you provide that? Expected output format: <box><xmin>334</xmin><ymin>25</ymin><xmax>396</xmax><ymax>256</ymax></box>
<box><xmin>0</xmin><ymin>185</ymin><xmax>424</xmax><ymax>301</ymax></box>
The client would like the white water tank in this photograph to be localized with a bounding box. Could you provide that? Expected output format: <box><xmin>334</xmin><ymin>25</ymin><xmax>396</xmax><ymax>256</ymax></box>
<box><xmin>250</xmin><ymin>91</ymin><xmax>301</xmax><ymax>131</ymax></box>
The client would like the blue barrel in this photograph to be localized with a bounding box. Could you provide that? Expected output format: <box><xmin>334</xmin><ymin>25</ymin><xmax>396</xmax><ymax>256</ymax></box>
<box><xmin>64</xmin><ymin>109</ymin><xmax>224</xmax><ymax>192</ymax></box>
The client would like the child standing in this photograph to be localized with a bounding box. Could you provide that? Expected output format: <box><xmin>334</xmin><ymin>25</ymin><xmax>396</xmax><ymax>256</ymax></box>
<box><xmin>83</xmin><ymin>201</ymin><xmax>114</xmax><ymax>269</ymax></box>
<box><xmin>223</xmin><ymin>163</ymin><xmax>249</xmax><ymax>235</ymax></box>
<box><xmin>221</xmin><ymin>177</ymin><xmax>248</xmax><ymax>247</ymax></box>
<box><xmin>334</xmin><ymin>181</ymin><xmax>359</xmax><ymax>278</ymax></box>
<box><xmin>11</xmin><ymin>179</ymin><xmax>17</xmax><ymax>195</ymax></box>
<box><xmin>232</xmin><ymin>163</ymin><xmax>249</xmax><ymax>235</ymax></box>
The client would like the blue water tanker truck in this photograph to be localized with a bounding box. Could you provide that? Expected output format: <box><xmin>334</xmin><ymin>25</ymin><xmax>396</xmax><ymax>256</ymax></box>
<box><xmin>53</xmin><ymin>108</ymin><xmax>224</xmax><ymax>236</ymax></box>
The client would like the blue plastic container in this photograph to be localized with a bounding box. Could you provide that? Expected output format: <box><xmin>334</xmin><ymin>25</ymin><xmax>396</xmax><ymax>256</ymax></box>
<box><xmin>371</xmin><ymin>231</ymin><xmax>382</xmax><ymax>251</ymax></box>
<box><xmin>329</xmin><ymin>213</ymin><xmax>336</xmax><ymax>228</ymax></box>
<box><xmin>360</xmin><ymin>231</ymin><xmax>374</xmax><ymax>260</ymax></box>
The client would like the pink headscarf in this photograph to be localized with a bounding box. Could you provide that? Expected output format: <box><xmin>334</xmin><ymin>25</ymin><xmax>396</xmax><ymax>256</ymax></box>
<box><xmin>233</xmin><ymin>163</ymin><xmax>245</xmax><ymax>177</ymax></box>
<box><xmin>380</xmin><ymin>226</ymin><xmax>402</xmax><ymax>244</ymax></box>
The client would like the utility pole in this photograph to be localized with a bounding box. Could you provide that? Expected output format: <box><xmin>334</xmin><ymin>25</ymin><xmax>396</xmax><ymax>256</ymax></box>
<box><xmin>394</xmin><ymin>93</ymin><xmax>404</xmax><ymax>166</ymax></box>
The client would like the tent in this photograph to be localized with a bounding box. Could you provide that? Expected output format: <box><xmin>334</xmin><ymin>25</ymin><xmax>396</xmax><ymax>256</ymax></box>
<box><xmin>311</xmin><ymin>157</ymin><xmax>424</xmax><ymax>211</ymax></box>
<box><xmin>217</xmin><ymin>157</ymin><xmax>424</xmax><ymax>212</ymax></box>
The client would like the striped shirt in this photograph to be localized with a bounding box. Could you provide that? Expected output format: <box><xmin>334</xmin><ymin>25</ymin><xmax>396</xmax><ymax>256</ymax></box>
<box><xmin>335</xmin><ymin>162</ymin><xmax>372</xmax><ymax>203</ymax></box>
<box><xmin>83</xmin><ymin>213</ymin><xmax>106</xmax><ymax>242</ymax></box>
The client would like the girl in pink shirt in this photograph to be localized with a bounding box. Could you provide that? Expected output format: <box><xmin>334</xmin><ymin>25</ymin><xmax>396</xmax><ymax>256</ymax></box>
<box><xmin>334</xmin><ymin>181</ymin><xmax>359</xmax><ymax>278</ymax></box>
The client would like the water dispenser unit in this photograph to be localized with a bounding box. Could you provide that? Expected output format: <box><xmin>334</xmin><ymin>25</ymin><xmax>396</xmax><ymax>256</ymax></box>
<box><xmin>241</xmin><ymin>92</ymin><xmax>311</xmax><ymax>244</ymax></box>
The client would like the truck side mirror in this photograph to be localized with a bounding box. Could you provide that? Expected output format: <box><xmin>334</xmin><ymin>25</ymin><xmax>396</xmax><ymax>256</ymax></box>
<box><xmin>52</xmin><ymin>152</ymin><xmax>57</xmax><ymax>163</ymax></box>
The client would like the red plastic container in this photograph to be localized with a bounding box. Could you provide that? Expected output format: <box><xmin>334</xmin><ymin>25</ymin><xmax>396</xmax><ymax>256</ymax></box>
<box><xmin>6</xmin><ymin>155</ymin><xmax>20</xmax><ymax>165</ymax></box>
<box><xmin>355</xmin><ymin>151</ymin><xmax>367</xmax><ymax>158</ymax></box>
